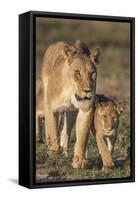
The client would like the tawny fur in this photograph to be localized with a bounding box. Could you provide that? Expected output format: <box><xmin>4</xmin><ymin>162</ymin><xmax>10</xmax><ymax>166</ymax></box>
<box><xmin>93</xmin><ymin>95</ymin><xmax>126</xmax><ymax>171</ymax></box>
<box><xmin>60</xmin><ymin>95</ymin><xmax>126</xmax><ymax>171</ymax></box>
<box><xmin>38</xmin><ymin>40</ymin><xmax>101</xmax><ymax>168</ymax></box>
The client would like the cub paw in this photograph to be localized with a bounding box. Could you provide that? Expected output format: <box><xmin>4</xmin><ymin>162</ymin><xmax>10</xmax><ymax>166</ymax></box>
<box><xmin>81</xmin><ymin>159</ymin><xmax>89</xmax><ymax>169</ymax></box>
<box><xmin>103</xmin><ymin>161</ymin><xmax>114</xmax><ymax>174</ymax></box>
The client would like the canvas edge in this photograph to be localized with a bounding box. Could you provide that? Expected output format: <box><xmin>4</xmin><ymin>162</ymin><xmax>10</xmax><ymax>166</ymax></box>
<box><xmin>19</xmin><ymin>10</ymin><xmax>135</xmax><ymax>189</ymax></box>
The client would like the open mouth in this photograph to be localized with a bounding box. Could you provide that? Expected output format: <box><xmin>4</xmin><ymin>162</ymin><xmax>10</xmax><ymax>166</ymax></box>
<box><xmin>75</xmin><ymin>94</ymin><xmax>92</xmax><ymax>101</ymax></box>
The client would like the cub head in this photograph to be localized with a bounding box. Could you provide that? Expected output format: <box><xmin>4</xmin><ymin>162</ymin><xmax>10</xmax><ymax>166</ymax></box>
<box><xmin>96</xmin><ymin>95</ymin><xmax>126</xmax><ymax>136</ymax></box>
<box><xmin>62</xmin><ymin>40</ymin><xmax>101</xmax><ymax>102</ymax></box>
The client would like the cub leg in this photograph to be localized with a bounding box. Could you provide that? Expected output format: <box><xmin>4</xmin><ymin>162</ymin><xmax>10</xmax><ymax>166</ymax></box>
<box><xmin>72</xmin><ymin>108</ymin><xmax>93</xmax><ymax>169</ymax></box>
<box><xmin>96</xmin><ymin>133</ymin><xmax>114</xmax><ymax>171</ymax></box>
<box><xmin>106</xmin><ymin>133</ymin><xmax>117</xmax><ymax>155</ymax></box>
<box><xmin>60</xmin><ymin>111</ymin><xmax>77</xmax><ymax>156</ymax></box>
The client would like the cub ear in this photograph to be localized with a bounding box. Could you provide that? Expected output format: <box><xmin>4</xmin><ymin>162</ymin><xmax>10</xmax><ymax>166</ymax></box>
<box><xmin>74</xmin><ymin>40</ymin><xmax>90</xmax><ymax>56</ymax></box>
<box><xmin>116</xmin><ymin>101</ymin><xmax>127</xmax><ymax>114</ymax></box>
<box><xmin>91</xmin><ymin>48</ymin><xmax>101</xmax><ymax>65</ymax></box>
<box><xmin>62</xmin><ymin>45</ymin><xmax>77</xmax><ymax>63</ymax></box>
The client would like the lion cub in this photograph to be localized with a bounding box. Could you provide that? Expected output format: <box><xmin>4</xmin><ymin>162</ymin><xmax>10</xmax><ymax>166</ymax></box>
<box><xmin>91</xmin><ymin>95</ymin><xmax>126</xmax><ymax>171</ymax></box>
<box><xmin>60</xmin><ymin>94</ymin><xmax>126</xmax><ymax>170</ymax></box>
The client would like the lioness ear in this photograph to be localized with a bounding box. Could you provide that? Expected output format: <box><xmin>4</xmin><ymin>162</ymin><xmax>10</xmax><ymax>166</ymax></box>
<box><xmin>91</xmin><ymin>48</ymin><xmax>101</xmax><ymax>65</ymax></box>
<box><xmin>74</xmin><ymin>40</ymin><xmax>90</xmax><ymax>56</ymax></box>
<box><xmin>116</xmin><ymin>101</ymin><xmax>127</xmax><ymax>114</ymax></box>
<box><xmin>62</xmin><ymin>45</ymin><xmax>77</xmax><ymax>63</ymax></box>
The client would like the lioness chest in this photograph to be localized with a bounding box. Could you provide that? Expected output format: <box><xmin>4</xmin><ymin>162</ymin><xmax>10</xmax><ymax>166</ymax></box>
<box><xmin>52</xmin><ymin>89</ymin><xmax>77</xmax><ymax>112</ymax></box>
<box><xmin>52</xmin><ymin>93</ymin><xmax>93</xmax><ymax>112</ymax></box>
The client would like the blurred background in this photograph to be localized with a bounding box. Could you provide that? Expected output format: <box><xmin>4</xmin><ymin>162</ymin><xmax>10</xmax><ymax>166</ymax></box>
<box><xmin>36</xmin><ymin>17</ymin><xmax>131</xmax><ymax>181</ymax></box>
<box><xmin>36</xmin><ymin>17</ymin><xmax>130</xmax><ymax>98</ymax></box>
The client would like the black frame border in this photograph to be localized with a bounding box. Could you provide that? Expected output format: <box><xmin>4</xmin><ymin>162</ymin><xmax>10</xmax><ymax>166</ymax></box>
<box><xmin>19</xmin><ymin>10</ymin><xmax>135</xmax><ymax>189</ymax></box>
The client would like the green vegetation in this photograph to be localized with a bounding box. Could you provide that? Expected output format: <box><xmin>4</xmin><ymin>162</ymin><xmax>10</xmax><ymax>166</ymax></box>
<box><xmin>36</xmin><ymin>98</ymin><xmax>130</xmax><ymax>183</ymax></box>
<box><xmin>35</xmin><ymin>18</ymin><xmax>131</xmax><ymax>182</ymax></box>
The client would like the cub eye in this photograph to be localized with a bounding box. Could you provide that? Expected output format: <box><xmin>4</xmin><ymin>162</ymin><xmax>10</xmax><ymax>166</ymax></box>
<box><xmin>103</xmin><ymin>115</ymin><xmax>107</xmax><ymax>120</ymax></box>
<box><xmin>113</xmin><ymin>116</ymin><xmax>117</xmax><ymax>120</ymax></box>
<box><xmin>75</xmin><ymin>70</ymin><xmax>80</xmax><ymax>75</ymax></box>
<box><xmin>91</xmin><ymin>71</ymin><xmax>96</xmax><ymax>80</ymax></box>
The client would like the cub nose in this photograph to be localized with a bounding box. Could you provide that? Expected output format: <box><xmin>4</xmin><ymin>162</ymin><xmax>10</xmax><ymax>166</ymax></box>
<box><xmin>83</xmin><ymin>89</ymin><xmax>91</xmax><ymax>93</ymax></box>
<box><xmin>107</xmin><ymin>127</ymin><xmax>112</xmax><ymax>132</ymax></box>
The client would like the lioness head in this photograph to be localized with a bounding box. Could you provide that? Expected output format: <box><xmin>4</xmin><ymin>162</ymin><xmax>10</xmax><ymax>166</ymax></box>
<box><xmin>62</xmin><ymin>40</ymin><xmax>101</xmax><ymax>102</ymax></box>
<box><xmin>95</xmin><ymin>96</ymin><xmax>126</xmax><ymax>136</ymax></box>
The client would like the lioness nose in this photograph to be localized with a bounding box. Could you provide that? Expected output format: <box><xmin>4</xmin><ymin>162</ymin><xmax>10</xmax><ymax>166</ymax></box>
<box><xmin>83</xmin><ymin>89</ymin><xmax>91</xmax><ymax>93</ymax></box>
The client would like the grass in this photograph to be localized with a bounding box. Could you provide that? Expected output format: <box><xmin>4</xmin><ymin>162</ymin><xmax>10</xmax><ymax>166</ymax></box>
<box><xmin>36</xmin><ymin>97</ymin><xmax>131</xmax><ymax>183</ymax></box>
<box><xmin>35</xmin><ymin>18</ymin><xmax>131</xmax><ymax>183</ymax></box>
<box><xmin>36</xmin><ymin>18</ymin><xmax>130</xmax><ymax>80</ymax></box>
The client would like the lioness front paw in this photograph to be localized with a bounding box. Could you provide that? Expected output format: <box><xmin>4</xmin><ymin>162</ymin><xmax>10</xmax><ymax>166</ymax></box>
<box><xmin>72</xmin><ymin>156</ymin><xmax>89</xmax><ymax>169</ymax></box>
<box><xmin>47</xmin><ymin>143</ymin><xmax>62</xmax><ymax>154</ymax></box>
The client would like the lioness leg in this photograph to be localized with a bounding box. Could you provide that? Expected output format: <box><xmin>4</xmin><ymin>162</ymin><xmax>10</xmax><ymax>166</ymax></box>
<box><xmin>45</xmin><ymin>108</ymin><xmax>60</xmax><ymax>152</ymax></box>
<box><xmin>36</xmin><ymin>111</ymin><xmax>44</xmax><ymax>142</ymax></box>
<box><xmin>60</xmin><ymin>111</ymin><xmax>77</xmax><ymax>156</ymax></box>
<box><xmin>72</xmin><ymin>109</ymin><xmax>93</xmax><ymax>169</ymax></box>
<box><xmin>96</xmin><ymin>133</ymin><xmax>114</xmax><ymax>171</ymax></box>
<box><xmin>36</xmin><ymin>111</ymin><xmax>40</xmax><ymax>142</ymax></box>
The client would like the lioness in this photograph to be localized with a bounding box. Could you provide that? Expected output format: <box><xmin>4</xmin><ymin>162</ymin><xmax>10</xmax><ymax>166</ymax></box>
<box><xmin>36</xmin><ymin>79</ymin><xmax>44</xmax><ymax>142</ymax></box>
<box><xmin>60</xmin><ymin>95</ymin><xmax>126</xmax><ymax>170</ymax></box>
<box><xmin>40</xmin><ymin>40</ymin><xmax>101</xmax><ymax>168</ymax></box>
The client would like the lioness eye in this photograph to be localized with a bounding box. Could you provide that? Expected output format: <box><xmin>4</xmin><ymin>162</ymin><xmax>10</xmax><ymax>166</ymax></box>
<box><xmin>103</xmin><ymin>115</ymin><xmax>107</xmax><ymax>119</ymax></box>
